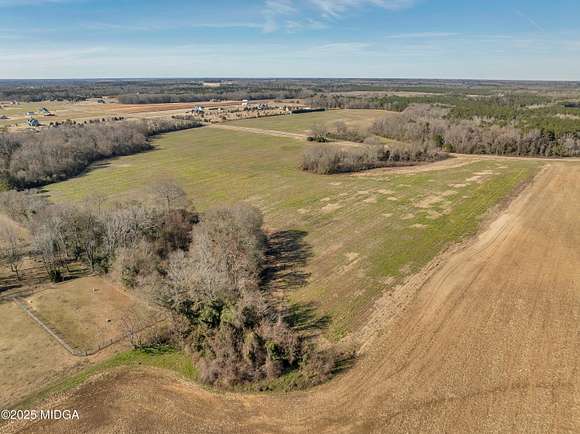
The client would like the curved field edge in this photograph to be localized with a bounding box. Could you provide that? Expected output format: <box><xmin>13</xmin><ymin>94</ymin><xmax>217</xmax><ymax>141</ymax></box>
<box><xmin>3</xmin><ymin>349</ymin><xmax>197</xmax><ymax>413</ymax></box>
<box><xmin>43</xmin><ymin>127</ymin><xmax>542</xmax><ymax>339</ymax></box>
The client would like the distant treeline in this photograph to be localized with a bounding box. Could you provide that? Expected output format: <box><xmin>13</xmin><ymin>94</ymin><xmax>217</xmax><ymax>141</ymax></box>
<box><xmin>117</xmin><ymin>90</ymin><xmax>305</xmax><ymax>104</ymax></box>
<box><xmin>0</xmin><ymin>79</ymin><xmax>310</xmax><ymax>103</ymax></box>
<box><xmin>0</xmin><ymin>119</ymin><xmax>201</xmax><ymax>189</ymax></box>
<box><xmin>4</xmin><ymin>78</ymin><xmax>578</xmax><ymax>103</ymax></box>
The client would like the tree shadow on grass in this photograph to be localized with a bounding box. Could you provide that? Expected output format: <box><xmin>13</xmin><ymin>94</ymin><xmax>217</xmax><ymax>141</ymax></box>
<box><xmin>262</xmin><ymin>230</ymin><xmax>333</xmax><ymax>337</ymax></box>
<box><xmin>262</xmin><ymin>229</ymin><xmax>312</xmax><ymax>292</ymax></box>
<box><xmin>284</xmin><ymin>302</ymin><xmax>331</xmax><ymax>334</ymax></box>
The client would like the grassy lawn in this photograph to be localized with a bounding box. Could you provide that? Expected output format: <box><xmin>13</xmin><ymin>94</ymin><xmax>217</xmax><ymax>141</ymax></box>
<box><xmin>227</xmin><ymin>109</ymin><xmax>390</xmax><ymax>134</ymax></box>
<box><xmin>45</xmin><ymin>122</ymin><xmax>541</xmax><ymax>338</ymax></box>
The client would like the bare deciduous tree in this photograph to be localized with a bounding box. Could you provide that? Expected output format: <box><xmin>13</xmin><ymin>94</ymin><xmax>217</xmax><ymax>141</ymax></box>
<box><xmin>150</xmin><ymin>179</ymin><xmax>190</xmax><ymax>211</ymax></box>
<box><xmin>0</xmin><ymin>225</ymin><xmax>26</xmax><ymax>280</ymax></box>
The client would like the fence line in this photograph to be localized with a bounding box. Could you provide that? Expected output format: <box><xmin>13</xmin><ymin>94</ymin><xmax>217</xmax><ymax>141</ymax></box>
<box><xmin>12</xmin><ymin>297</ymin><xmax>80</xmax><ymax>356</ymax></box>
<box><xmin>11</xmin><ymin>297</ymin><xmax>165</xmax><ymax>357</ymax></box>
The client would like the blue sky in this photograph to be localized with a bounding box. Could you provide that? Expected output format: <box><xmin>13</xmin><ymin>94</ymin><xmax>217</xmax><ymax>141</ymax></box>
<box><xmin>1</xmin><ymin>0</ymin><xmax>579</xmax><ymax>80</ymax></box>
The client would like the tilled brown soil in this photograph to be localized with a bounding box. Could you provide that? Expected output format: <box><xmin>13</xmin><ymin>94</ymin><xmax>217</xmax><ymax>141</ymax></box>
<box><xmin>6</xmin><ymin>163</ymin><xmax>580</xmax><ymax>434</ymax></box>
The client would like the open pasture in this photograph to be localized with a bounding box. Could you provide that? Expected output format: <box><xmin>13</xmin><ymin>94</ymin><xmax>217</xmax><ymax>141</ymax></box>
<box><xmin>227</xmin><ymin>108</ymin><xmax>390</xmax><ymax>134</ymax></box>
<box><xmin>45</xmin><ymin>120</ymin><xmax>540</xmax><ymax>338</ymax></box>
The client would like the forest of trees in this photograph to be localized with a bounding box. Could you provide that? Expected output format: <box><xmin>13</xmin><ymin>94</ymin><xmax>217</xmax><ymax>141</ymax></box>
<box><xmin>306</xmin><ymin>105</ymin><xmax>580</xmax><ymax>159</ymax></box>
<box><xmin>369</xmin><ymin>106</ymin><xmax>580</xmax><ymax>157</ymax></box>
<box><xmin>0</xmin><ymin>119</ymin><xmax>201</xmax><ymax>189</ymax></box>
<box><xmin>308</xmin><ymin>93</ymin><xmax>580</xmax><ymax>138</ymax></box>
<box><xmin>0</xmin><ymin>185</ymin><xmax>337</xmax><ymax>388</ymax></box>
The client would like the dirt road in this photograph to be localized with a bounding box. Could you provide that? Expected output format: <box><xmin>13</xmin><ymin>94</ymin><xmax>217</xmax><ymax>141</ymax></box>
<box><xmin>207</xmin><ymin>123</ymin><xmax>311</xmax><ymax>140</ymax></box>
<box><xmin>7</xmin><ymin>163</ymin><xmax>580</xmax><ymax>434</ymax></box>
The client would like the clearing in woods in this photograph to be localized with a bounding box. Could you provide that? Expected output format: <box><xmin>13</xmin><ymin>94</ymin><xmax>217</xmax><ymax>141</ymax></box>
<box><xmin>45</xmin><ymin>123</ymin><xmax>540</xmax><ymax>339</ymax></box>
<box><xmin>9</xmin><ymin>162</ymin><xmax>580</xmax><ymax>434</ymax></box>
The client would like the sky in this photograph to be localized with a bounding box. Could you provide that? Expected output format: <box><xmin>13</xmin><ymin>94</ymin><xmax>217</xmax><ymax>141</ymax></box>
<box><xmin>1</xmin><ymin>0</ymin><xmax>579</xmax><ymax>80</ymax></box>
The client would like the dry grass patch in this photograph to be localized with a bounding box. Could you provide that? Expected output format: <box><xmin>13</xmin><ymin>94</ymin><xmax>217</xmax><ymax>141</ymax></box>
<box><xmin>0</xmin><ymin>302</ymin><xmax>80</xmax><ymax>407</ymax></box>
<box><xmin>24</xmin><ymin>276</ymin><xmax>159</xmax><ymax>352</ymax></box>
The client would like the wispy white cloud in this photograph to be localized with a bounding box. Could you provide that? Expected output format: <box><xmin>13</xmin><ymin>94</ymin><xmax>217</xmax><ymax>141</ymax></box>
<box><xmin>514</xmin><ymin>9</ymin><xmax>546</xmax><ymax>33</ymax></box>
<box><xmin>309</xmin><ymin>0</ymin><xmax>416</xmax><ymax>17</ymax></box>
<box><xmin>285</xmin><ymin>18</ymin><xmax>328</xmax><ymax>32</ymax></box>
<box><xmin>263</xmin><ymin>0</ymin><xmax>296</xmax><ymax>32</ymax></box>
<box><xmin>262</xmin><ymin>0</ymin><xmax>416</xmax><ymax>32</ymax></box>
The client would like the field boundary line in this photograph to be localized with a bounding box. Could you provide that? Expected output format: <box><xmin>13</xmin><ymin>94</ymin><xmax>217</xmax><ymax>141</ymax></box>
<box><xmin>11</xmin><ymin>296</ymin><xmax>166</xmax><ymax>357</ymax></box>
<box><xmin>12</xmin><ymin>297</ymin><xmax>79</xmax><ymax>356</ymax></box>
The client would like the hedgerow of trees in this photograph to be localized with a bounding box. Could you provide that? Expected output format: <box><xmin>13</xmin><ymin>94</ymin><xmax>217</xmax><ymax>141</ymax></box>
<box><xmin>0</xmin><ymin>119</ymin><xmax>201</xmax><ymax>189</ymax></box>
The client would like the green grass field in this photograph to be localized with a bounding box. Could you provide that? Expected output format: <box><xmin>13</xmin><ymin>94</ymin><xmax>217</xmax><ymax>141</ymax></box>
<box><xmin>228</xmin><ymin>109</ymin><xmax>389</xmax><ymax>134</ymax></box>
<box><xmin>46</xmin><ymin>120</ymin><xmax>540</xmax><ymax>338</ymax></box>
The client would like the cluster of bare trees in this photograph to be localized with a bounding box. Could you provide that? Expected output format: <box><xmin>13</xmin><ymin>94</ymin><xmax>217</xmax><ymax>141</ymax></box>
<box><xmin>302</xmin><ymin>141</ymin><xmax>445</xmax><ymax>175</ymax></box>
<box><xmin>0</xmin><ymin>182</ymin><xmax>195</xmax><ymax>282</ymax></box>
<box><xmin>0</xmin><ymin>184</ymin><xmax>335</xmax><ymax>388</ymax></box>
<box><xmin>0</xmin><ymin>118</ymin><xmax>201</xmax><ymax>189</ymax></box>
<box><xmin>158</xmin><ymin>204</ymin><xmax>336</xmax><ymax>387</ymax></box>
<box><xmin>302</xmin><ymin>119</ymin><xmax>447</xmax><ymax>175</ymax></box>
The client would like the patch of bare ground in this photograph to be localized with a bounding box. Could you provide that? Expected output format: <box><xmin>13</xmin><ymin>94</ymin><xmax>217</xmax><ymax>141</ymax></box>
<box><xmin>10</xmin><ymin>163</ymin><xmax>580</xmax><ymax>434</ymax></box>
<box><xmin>351</xmin><ymin>155</ymin><xmax>475</xmax><ymax>177</ymax></box>
<box><xmin>207</xmin><ymin>123</ymin><xmax>309</xmax><ymax>141</ymax></box>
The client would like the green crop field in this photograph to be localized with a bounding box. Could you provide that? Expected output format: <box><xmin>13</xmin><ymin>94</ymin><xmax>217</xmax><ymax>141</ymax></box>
<box><xmin>227</xmin><ymin>109</ymin><xmax>390</xmax><ymax>134</ymax></box>
<box><xmin>46</xmin><ymin>122</ymin><xmax>540</xmax><ymax>338</ymax></box>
